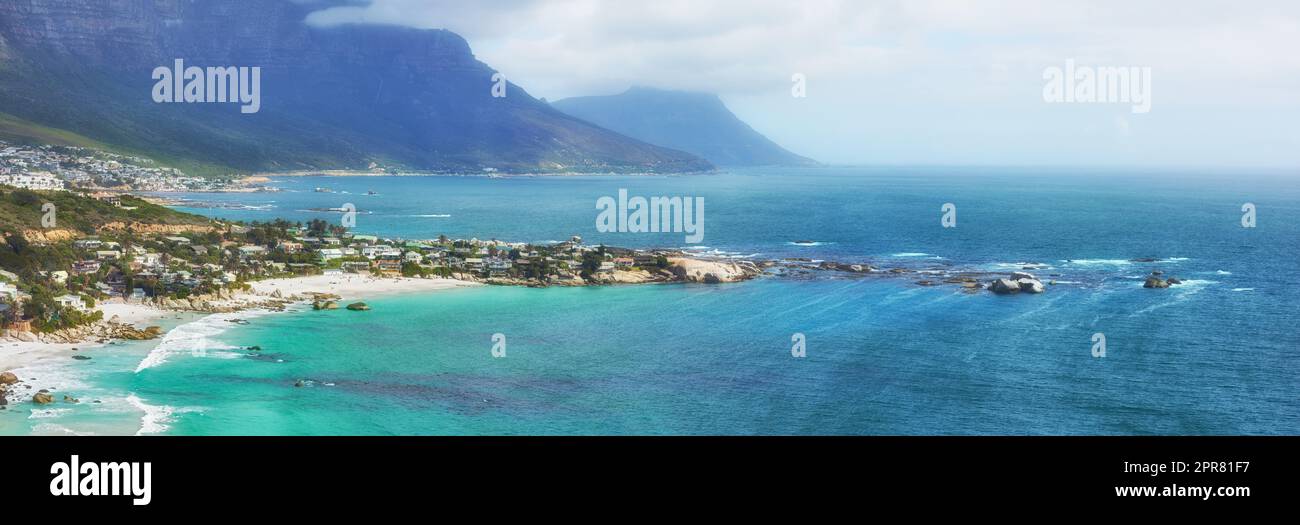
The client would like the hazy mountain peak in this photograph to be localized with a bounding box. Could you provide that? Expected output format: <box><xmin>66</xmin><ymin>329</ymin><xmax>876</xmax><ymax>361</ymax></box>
<box><xmin>554</xmin><ymin>87</ymin><xmax>815</xmax><ymax>167</ymax></box>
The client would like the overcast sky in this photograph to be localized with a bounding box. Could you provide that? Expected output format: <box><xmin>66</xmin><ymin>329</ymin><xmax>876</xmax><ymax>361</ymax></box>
<box><xmin>304</xmin><ymin>0</ymin><xmax>1300</xmax><ymax>169</ymax></box>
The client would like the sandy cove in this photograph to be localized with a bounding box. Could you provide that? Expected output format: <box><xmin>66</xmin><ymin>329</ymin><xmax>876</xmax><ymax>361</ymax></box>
<box><xmin>1</xmin><ymin>256</ymin><xmax>759</xmax><ymax>374</ymax></box>
<box><xmin>0</xmin><ymin>275</ymin><xmax>479</xmax><ymax>372</ymax></box>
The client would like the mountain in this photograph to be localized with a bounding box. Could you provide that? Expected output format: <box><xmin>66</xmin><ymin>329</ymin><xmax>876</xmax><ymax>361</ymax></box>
<box><xmin>552</xmin><ymin>87</ymin><xmax>816</xmax><ymax>167</ymax></box>
<box><xmin>0</xmin><ymin>0</ymin><xmax>711</xmax><ymax>175</ymax></box>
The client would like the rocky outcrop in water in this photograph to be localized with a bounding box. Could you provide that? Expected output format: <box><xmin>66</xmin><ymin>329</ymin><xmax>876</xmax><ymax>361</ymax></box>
<box><xmin>989</xmin><ymin>272</ymin><xmax>1046</xmax><ymax>294</ymax></box>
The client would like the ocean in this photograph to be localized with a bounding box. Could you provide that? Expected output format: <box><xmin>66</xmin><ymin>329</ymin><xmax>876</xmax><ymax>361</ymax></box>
<box><xmin>3</xmin><ymin>167</ymin><xmax>1298</xmax><ymax>435</ymax></box>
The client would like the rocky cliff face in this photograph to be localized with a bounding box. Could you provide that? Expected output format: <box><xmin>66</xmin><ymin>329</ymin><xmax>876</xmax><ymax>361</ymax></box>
<box><xmin>0</xmin><ymin>0</ymin><xmax>711</xmax><ymax>173</ymax></box>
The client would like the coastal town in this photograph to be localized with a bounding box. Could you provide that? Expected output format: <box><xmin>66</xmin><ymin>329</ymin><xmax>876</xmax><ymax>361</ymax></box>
<box><xmin>0</xmin><ymin>182</ymin><xmax>757</xmax><ymax>341</ymax></box>
<box><xmin>0</xmin><ymin>139</ymin><xmax>259</xmax><ymax>192</ymax></box>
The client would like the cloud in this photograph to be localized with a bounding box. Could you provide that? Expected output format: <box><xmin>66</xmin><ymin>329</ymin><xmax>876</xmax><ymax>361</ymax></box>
<box><xmin>303</xmin><ymin>0</ymin><xmax>1300</xmax><ymax>167</ymax></box>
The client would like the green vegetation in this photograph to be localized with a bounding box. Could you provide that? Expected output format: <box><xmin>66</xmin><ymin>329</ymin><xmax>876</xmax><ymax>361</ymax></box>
<box><xmin>0</xmin><ymin>188</ymin><xmax>212</xmax><ymax>233</ymax></box>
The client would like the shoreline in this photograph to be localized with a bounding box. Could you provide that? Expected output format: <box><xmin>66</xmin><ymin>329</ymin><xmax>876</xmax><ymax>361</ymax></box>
<box><xmin>0</xmin><ymin>274</ymin><xmax>479</xmax><ymax>376</ymax></box>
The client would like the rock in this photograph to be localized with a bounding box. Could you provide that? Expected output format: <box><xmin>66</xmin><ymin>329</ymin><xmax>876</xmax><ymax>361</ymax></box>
<box><xmin>1131</xmin><ymin>257</ymin><xmax>1159</xmax><ymax>263</ymax></box>
<box><xmin>0</xmin><ymin>371</ymin><xmax>18</xmax><ymax>385</ymax></box>
<box><xmin>915</xmin><ymin>280</ymin><xmax>936</xmax><ymax>286</ymax></box>
<box><xmin>16</xmin><ymin>331</ymin><xmax>38</xmax><ymax>342</ymax></box>
<box><xmin>1143</xmin><ymin>277</ymin><xmax>1169</xmax><ymax>288</ymax></box>
<box><xmin>293</xmin><ymin>380</ymin><xmax>305</xmax><ymax>388</ymax></box>
<box><xmin>346</xmin><ymin>302</ymin><xmax>371</xmax><ymax>311</ymax></box>
<box><xmin>270</xmin><ymin>289</ymin><xmax>283</xmax><ymax>298</ymax></box>
<box><xmin>961</xmin><ymin>282</ymin><xmax>981</xmax><ymax>289</ymax></box>
<box><xmin>33</xmin><ymin>392</ymin><xmax>54</xmax><ymax>404</ymax></box>
<box><xmin>989</xmin><ymin>278</ymin><xmax>1021</xmax><ymax>294</ymax></box>
<box><xmin>71</xmin><ymin>355</ymin><xmax>92</xmax><ymax>360</ymax></box>
<box><xmin>701</xmin><ymin>273</ymin><xmax>721</xmax><ymax>284</ymax></box>
<box><xmin>1167</xmin><ymin>277</ymin><xmax>1183</xmax><ymax>285</ymax></box>
<box><xmin>63</xmin><ymin>395</ymin><xmax>79</xmax><ymax>403</ymax></box>
<box><xmin>1010</xmin><ymin>271</ymin><xmax>1037</xmax><ymax>281</ymax></box>
<box><xmin>1151</xmin><ymin>270</ymin><xmax>1163</xmax><ymax>276</ymax></box>
<box><xmin>1018</xmin><ymin>278</ymin><xmax>1045</xmax><ymax>293</ymax></box>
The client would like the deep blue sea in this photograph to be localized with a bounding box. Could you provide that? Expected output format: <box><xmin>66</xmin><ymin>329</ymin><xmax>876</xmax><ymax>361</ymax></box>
<box><xmin>4</xmin><ymin>167</ymin><xmax>1298</xmax><ymax>435</ymax></box>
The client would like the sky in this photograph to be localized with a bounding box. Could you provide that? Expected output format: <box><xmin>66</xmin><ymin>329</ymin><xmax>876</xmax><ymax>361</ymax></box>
<box><xmin>303</xmin><ymin>0</ymin><xmax>1300</xmax><ymax>169</ymax></box>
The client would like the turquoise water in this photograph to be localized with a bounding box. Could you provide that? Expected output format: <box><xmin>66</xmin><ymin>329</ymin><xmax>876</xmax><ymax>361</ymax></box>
<box><xmin>4</xmin><ymin>167</ymin><xmax>1298</xmax><ymax>435</ymax></box>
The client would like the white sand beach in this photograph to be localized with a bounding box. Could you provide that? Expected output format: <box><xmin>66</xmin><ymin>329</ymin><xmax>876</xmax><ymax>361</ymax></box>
<box><xmin>0</xmin><ymin>275</ymin><xmax>477</xmax><ymax>372</ymax></box>
<box><xmin>244</xmin><ymin>274</ymin><xmax>479</xmax><ymax>301</ymax></box>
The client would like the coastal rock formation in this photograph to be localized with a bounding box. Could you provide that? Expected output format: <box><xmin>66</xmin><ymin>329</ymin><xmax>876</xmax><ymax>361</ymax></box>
<box><xmin>37</xmin><ymin>322</ymin><xmax>162</xmax><ymax>344</ymax></box>
<box><xmin>33</xmin><ymin>392</ymin><xmax>54</xmax><ymax>404</ymax></box>
<box><xmin>1018</xmin><ymin>278</ymin><xmax>1045</xmax><ymax>294</ymax></box>
<box><xmin>667</xmin><ymin>258</ymin><xmax>761</xmax><ymax>283</ymax></box>
<box><xmin>1143</xmin><ymin>276</ymin><xmax>1171</xmax><ymax>288</ymax></box>
<box><xmin>345</xmin><ymin>302</ymin><xmax>371</xmax><ymax>311</ymax></box>
<box><xmin>989</xmin><ymin>273</ymin><xmax>1046</xmax><ymax>294</ymax></box>
<box><xmin>0</xmin><ymin>371</ymin><xmax>17</xmax><ymax>385</ymax></box>
<box><xmin>818</xmin><ymin>262</ymin><xmax>874</xmax><ymax>273</ymax></box>
<box><xmin>989</xmin><ymin>278</ymin><xmax>1021</xmax><ymax>294</ymax></box>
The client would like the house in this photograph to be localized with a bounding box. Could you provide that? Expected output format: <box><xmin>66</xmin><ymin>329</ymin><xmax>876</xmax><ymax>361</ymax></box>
<box><xmin>372</xmin><ymin>257</ymin><xmax>402</xmax><ymax>275</ymax></box>
<box><xmin>613</xmin><ymin>257</ymin><xmax>634</xmax><ymax>269</ymax></box>
<box><xmin>362</xmin><ymin>245</ymin><xmax>401</xmax><ymax>259</ymax></box>
<box><xmin>463</xmin><ymin>257</ymin><xmax>484</xmax><ymax>271</ymax></box>
<box><xmin>403</xmin><ymin>251</ymin><xmax>423</xmax><ymax>263</ymax></box>
<box><xmin>237</xmin><ymin>245</ymin><xmax>267</xmax><ymax>258</ymax></box>
<box><xmin>0</xmin><ymin>172</ymin><xmax>64</xmax><ymax>191</ymax></box>
<box><xmin>138</xmin><ymin>253</ymin><xmax>163</xmax><ymax>268</ymax></box>
<box><xmin>318</xmin><ymin>248</ymin><xmax>344</xmax><ymax>262</ymax></box>
<box><xmin>72</xmin><ymin>260</ymin><xmax>101</xmax><ymax>274</ymax></box>
<box><xmin>486</xmin><ymin>258</ymin><xmax>512</xmax><ymax>276</ymax></box>
<box><xmin>277</xmin><ymin>241</ymin><xmax>303</xmax><ymax>253</ymax></box>
<box><xmin>73</xmin><ymin>239</ymin><xmax>103</xmax><ymax>249</ymax></box>
<box><xmin>341</xmin><ymin>261</ymin><xmax>371</xmax><ymax>273</ymax></box>
<box><xmin>91</xmin><ymin>192</ymin><xmax>122</xmax><ymax>206</ymax></box>
<box><xmin>163</xmin><ymin>236</ymin><xmax>191</xmax><ymax>245</ymax></box>
<box><xmin>95</xmin><ymin>250</ymin><xmax>122</xmax><ymax>260</ymax></box>
<box><xmin>0</xmin><ymin>282</ymin><xmax>18</xmax><ymax>300</ymax></box>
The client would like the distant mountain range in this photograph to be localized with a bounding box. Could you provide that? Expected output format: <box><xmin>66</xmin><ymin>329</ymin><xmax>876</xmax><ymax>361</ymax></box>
<box><xmin>0</xmin><ymin>0</ymin><xmax>711</xmax><ymax>175</ymax></box>
<box><xmin>553</xmin><ymin>87</ymin><xmax>816</xmax><ymax>167</ymax></box>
